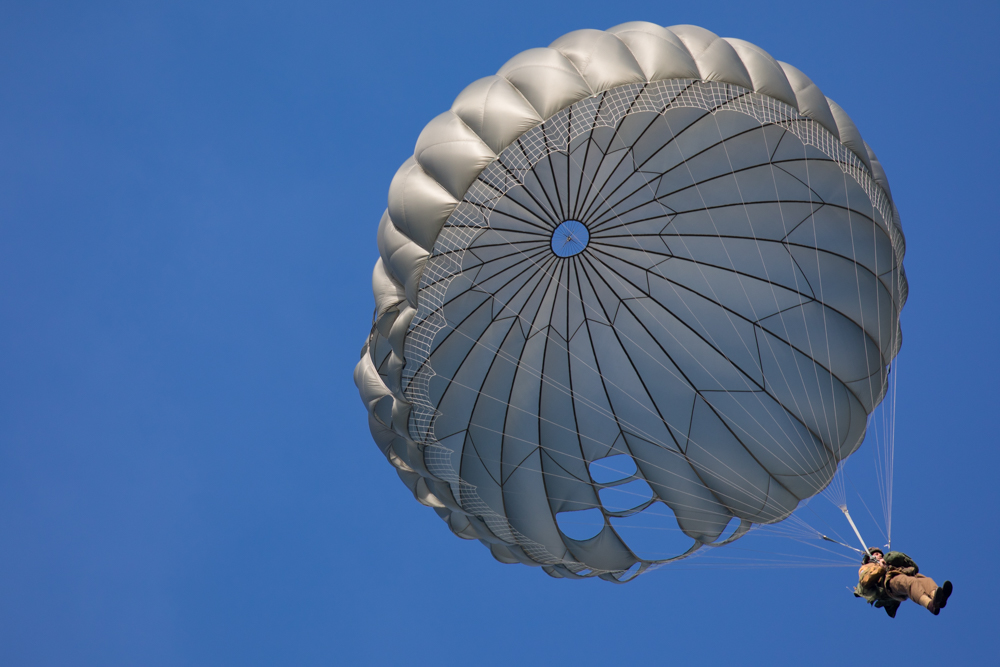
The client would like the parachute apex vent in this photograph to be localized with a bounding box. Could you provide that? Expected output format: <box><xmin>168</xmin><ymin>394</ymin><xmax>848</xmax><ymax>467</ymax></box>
<box><xmin>551</xmin><ymin>220</ymin><xmax>589</xmax><ymax>257</ymax></box>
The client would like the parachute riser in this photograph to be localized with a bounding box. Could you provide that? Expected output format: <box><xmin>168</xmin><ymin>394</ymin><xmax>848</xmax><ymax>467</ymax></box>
<box><xmin>840</xmin><ymin>505</ymin><xmax>872</xmax><ymax>556</ymax></box>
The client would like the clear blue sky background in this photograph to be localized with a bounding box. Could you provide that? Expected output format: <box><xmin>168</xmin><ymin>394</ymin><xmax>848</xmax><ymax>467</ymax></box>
<box><xmin>2</xmin><ymin>1</ymin><xmax>998</xmax><ymax>665</ymax></box>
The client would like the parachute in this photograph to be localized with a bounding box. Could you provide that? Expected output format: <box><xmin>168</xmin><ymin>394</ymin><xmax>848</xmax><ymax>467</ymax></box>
<box><xmin>355</xmin><ymin>22</ymin><xmax>906</xmax><ymax>582</ymax></box>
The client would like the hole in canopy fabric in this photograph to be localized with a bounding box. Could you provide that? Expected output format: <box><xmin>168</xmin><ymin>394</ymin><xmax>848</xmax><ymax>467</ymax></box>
<box><xmin>556</xmin><ymin>508</ymin><xmax>604</xmax><ymax>540</ymax></box>
<box><xmin>551</xmin><ymin>220</ymin><xmax>589</xmax><ymax>257</ymax></box>
<box><xmin>589</xmin><ymin>454</ymin><xmax>638</xmax><ymax>484</ymax></box>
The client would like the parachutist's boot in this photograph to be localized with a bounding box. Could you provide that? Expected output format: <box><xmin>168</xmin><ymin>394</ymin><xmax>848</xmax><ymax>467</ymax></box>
<box><xmin>932</xmin><ymin>581</ymin><xmax>953</xmax><ymax>613</ymax></box>
<box><xmin>919</xmin><ymin>593</ymin><xmax>937</xmax><ymax>614</ymax></box>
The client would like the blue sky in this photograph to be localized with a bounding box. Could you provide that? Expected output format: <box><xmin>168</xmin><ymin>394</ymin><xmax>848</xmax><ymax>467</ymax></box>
<box><xmin>2</xmin><ymin>1</ymin><xmax>998</xmax><ymax>664</ymax></box>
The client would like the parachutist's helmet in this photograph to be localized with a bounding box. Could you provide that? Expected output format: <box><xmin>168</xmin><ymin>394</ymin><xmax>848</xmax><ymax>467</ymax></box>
<box><xmin>863</xmin><ymin>547</ymin><xmax>885</xmax><ymax>564</ymax></box>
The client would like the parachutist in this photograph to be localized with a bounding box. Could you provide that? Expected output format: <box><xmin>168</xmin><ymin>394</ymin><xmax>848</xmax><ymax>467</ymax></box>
<box><xmin>854</xmin><ymin>547</ymin><xmax>952</xmax><ymax>617</ymax></box>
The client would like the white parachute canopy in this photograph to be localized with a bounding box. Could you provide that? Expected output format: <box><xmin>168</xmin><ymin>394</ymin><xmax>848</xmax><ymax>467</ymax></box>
<box><xmin>355</xmin><ymin>22</ymin><xmax>906</xmax><ymax>582</ymax></box>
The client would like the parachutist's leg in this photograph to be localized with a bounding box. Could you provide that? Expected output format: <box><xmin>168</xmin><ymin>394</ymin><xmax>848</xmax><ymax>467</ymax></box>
<box><xmin>887</xmin><ymin>574</ymin><xmax>939</xmax><ymax>614</ymax></box>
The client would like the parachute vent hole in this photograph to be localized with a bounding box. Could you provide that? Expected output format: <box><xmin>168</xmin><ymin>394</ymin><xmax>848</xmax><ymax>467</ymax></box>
<box><xmin>551</xmin><ymin>220</ymin><xmax>589</xmax><ymax>257</ymax></box>
<box><xmin>589</xmin><ymin>454</ymin><xmax>637</xmax><ymax>484</ymax></box>
<box><xmin>598</xmin><ymin>479</ymin><xmax>654</xmax><ymax>513</ymax></box>
<box><xmin>556</xmin><ymin>508</ymin><xmax>605</xmax><ymax>541</ymax></box>
<box><xmin>610</xmin><ymin>502</ymin><xmax>697</xmax><ymax>561</ymax></box>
